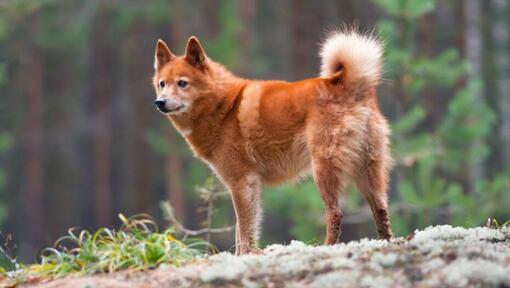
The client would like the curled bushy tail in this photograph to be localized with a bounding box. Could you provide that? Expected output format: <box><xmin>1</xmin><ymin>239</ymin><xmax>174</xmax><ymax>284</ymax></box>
<box><xmin>320</xmin><ymin>30</ymin><xmax>383</xmax><ymax>86</ymax></box>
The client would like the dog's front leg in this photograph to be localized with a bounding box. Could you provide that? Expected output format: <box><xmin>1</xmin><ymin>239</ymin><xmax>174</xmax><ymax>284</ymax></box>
<box><xmin>227</xmin><ymin>174</ymin><xmax>262</xmax><ymax>255</ymax></box>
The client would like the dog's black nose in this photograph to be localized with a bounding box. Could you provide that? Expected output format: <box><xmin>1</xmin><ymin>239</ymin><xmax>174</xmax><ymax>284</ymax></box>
<box><xmin>154</xmin><ymin>99</ymin><xmax>166</xmax><ymax>109</ymax></box>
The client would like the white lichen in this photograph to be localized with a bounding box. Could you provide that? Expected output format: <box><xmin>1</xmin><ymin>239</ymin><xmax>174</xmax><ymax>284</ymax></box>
<box><xmin>436</xmin><ymin>258</ymin><xmax>510</xmax><ymax>287</ymax></box>
<box><xmin>197</xmin><ymin>225</ymin><xmax>510</xmax><ymax>287</ymax></box>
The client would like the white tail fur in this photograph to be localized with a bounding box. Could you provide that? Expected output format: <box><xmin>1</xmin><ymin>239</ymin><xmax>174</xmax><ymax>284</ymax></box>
<box><xmin>320</xmin><ymin>30</ymin><xmax>383</xmax><ymax>85</ymax></box>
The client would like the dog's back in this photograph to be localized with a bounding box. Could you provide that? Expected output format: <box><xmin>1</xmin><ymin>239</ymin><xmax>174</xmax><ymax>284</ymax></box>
<box><xmin>234</xmin><ymin>30</ymin><xmax>390</xmax><ymax>185</ymax></box>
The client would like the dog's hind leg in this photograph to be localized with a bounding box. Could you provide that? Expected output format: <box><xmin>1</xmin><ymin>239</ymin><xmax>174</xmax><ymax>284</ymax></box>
<box><xmin>355</xmin><ymin>157</ymin><xmax>393</xmax><ymax>240</ymax></box>
<box><xmin>312</xmin><ymin>157</ymin><xmax>344</xmax><ymax>245</ymax></box>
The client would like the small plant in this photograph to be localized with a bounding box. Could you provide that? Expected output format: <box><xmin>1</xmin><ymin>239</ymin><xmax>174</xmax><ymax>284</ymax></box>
<box><xmin>22</xmin><ymin>214</ymin><xmax>204</xmax><ymax>279</ymax></box>
<box><xmin>485</xmin><ymin>218</ymin><xmax>510</xmax><ymax>230</ymax></box>
<box><xmin>160</xmin><ymin>177</ymin><xmax>234</xmax><ymax>244</ymax></box>
<box><xmin>0</xmin><ymin>245</ymin><xmax>18</xmax><ymax>274</ymax></box>
<box><xmin>159</xmin><ymin>177</ymin><xmax>235</xmax><ymax>244</ymax></box>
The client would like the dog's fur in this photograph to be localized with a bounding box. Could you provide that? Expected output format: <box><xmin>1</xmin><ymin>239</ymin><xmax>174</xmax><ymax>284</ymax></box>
<box><xmin>152</xmin><ymin>30</ymin><xmax>393</xmax><ymax>255</ymax></box>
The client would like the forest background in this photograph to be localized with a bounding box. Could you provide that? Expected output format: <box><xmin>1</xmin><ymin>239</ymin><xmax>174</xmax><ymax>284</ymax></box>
<box><xmin>0</xmin><ymin>0</ymin><xmax>509</xmax><ymax>262</ymax></box>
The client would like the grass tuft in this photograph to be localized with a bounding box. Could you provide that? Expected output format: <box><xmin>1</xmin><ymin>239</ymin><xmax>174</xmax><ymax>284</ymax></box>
<box><xmin>22</xmin><ymin>214</ymin><xmax>206</xmax><ymax>279</ymax></box>
<box><xmin>486</xmin><ymin>218</ymin><xmax>510</xmax><ymax>229</ymax></box>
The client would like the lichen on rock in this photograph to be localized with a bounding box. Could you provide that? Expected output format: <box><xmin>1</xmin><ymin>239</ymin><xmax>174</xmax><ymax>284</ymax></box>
<box><xmin>26</xmin><ymin>225</ymin><xmax>510</xmax><ymax>288</ymax></box>
<box><xmin>197</xmin><ymin>225</ymin><xmax>510</xmax><ymax>287</ymax></box>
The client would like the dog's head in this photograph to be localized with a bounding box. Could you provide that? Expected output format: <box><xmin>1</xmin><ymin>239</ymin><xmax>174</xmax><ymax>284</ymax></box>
<box><xmin>152</xmin><ymin>36</ymin><xmax>212</xmax><ymax>116</ymax></box>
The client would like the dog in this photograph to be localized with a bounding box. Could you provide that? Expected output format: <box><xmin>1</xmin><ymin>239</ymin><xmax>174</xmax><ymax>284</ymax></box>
<box><xmin>152</xmin><ymin>30</ymin><xmax>393</xmax><ymax>255</ymax></box>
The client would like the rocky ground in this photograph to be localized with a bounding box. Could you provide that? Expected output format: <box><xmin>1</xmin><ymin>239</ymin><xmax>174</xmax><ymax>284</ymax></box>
<box><xmin>16</xmin><ymin>225</ymin><xmax>510</xmax><ymax>288</ymax></box>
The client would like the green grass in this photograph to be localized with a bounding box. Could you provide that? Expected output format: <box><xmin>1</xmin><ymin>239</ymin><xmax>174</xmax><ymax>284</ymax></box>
<box><xmin>10</xmin><ymin>214</ymin><xmax>207</xmax><ymax>282</ymax></box>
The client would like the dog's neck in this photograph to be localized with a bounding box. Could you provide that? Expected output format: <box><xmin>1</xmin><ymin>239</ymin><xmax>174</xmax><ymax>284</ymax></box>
<box><xmin>168</xmin><ymin>73</ymin><xmax>246</xmax><ymax>159</ymax></box>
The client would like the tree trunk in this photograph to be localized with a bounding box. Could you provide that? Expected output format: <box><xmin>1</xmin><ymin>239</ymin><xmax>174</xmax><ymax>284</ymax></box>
<box><xmin>491</xmin><ymin>0</ymin><xmax>510</xmax><ymax>165</ymax></box>
<box><xmin>464</xmin><ymin>0</ymin><xmax>484</xmax><ymax>191</ymax></box>
<box><xmin>335</xmin><ymin>0</ymin><xmax>355</xmax><ymax>24</ymax></box>
<box><xmin>465</xmin><ymin>0</ymin><xmax>483</xmax><ymax>84</ymax></box>
<box><xmin>131</xmin><ymin>24</ymin><xmax>152</xmax><ymax>214</ymax></box>
<box><xmin>290</xmin><ymin>0</ymin><xmax>323</xmax><ymax>80</ymax></box>
<box><xmin>91</xmin><ymin>9</ymin><xmax>113</xmax><ymax>227</ymax></box>
<box><xmin>202</xmin><ymin>0</ymin><xmax>221</xmax><ymax>39</ymax></box>
<box><xmin>455</xmin><ymin>1</ymin><xmax>466</xmax><ymax>59</ymax></box>
<box><xmin>420</xmin><ymin>12</ymin><xmax>440</xmax><ymax>128</ymax></box>
<box><xmin>25</xmin><ymin>44</ymin><xmax>45</xmax><ymax>249</ymax></box>
<box><xmin>237</xmin><ymin>0</ymin><xmax>256</xmax><ymax>75</ymax></box>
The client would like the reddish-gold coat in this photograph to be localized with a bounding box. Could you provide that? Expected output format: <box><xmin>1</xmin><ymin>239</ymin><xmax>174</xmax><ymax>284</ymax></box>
<box><xmin>153</xmin><ymin>31</ymin><xmax>393</xmax><ymax>255</ymax></box>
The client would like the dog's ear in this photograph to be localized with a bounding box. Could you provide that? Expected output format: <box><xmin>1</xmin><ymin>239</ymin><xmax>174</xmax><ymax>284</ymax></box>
<box><xmin>154</xmin><ymin>39</ymin><xmax>175</xmax><ymax>70</ymax></box>
<box><xmin>184</xmin><ymin>36</ymin><xmax>207</xmax><ymax>70</ymax></box>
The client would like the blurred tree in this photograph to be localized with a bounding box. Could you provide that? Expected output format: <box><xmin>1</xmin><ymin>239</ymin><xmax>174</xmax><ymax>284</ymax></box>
<box><xmin>0</xmin><ymin>29</ymin><xmax>11</xmax><ymax>226</ymax></box>
<box><xmin>91</xmin><ymin>5</ymin><xmax>114</xmax><ymax>226</ymax></box>
<box><xmin>237</xmin><ymin>0</ymin><xmax>256</xmax><ymax>76</ymax></box>
<box><xmin>24</xmin><ymin>13</ymin><xmax>46</xmax><ymax>249</ymax></box>
<box><xmin>464</xmin><ymin>0</ymin><xmax>484</xmax><ymax>189</ymax></box>
<box><xmin>125</xmin><ymin>13</ymin><xmax>153</xmax><ymax>215</ymax></box>
<box><xmin>491</xmin><ymin>0</ymin><xmax>510</xmax><ymax>165</ymax></box>
<box><xmin>290</xmin><ymin>0</ymin><xmax>323</xmax><ymax>80</ymax></box>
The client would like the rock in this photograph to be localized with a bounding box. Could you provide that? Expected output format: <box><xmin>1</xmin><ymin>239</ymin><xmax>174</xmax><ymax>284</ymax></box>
<box><xmin>19</xmin><ymin>225</ymin><xmax>510</xmax><ymax>288</ymax></box>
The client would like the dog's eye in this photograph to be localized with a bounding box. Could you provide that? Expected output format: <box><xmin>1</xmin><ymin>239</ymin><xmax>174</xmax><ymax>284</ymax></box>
<box><xmin>159</xmin><ymin>80</ymin><xmax>165</xmax><ymax>88</ymax></box>
<box><xmin>176</xmin><ymin>80</ymin><xmax>188</xmax><ymax>88</ymax></box>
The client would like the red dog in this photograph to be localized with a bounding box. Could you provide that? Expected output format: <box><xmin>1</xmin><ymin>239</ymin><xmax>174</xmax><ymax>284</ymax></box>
<box><xmin>152</xmin><ymin>30</ymin><xmax>393</xmax><ymax>255</ymax></box>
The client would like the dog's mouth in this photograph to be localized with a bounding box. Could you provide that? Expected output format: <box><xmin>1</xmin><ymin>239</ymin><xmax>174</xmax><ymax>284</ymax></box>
<box><xmin>157</xmin><ymin>104</ymin><xmax>185</xmax><ymax>115</ymax></box>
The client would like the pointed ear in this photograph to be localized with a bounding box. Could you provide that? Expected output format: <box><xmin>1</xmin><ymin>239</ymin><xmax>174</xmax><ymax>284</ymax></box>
<box><xmin>184</xmin><ymin>36</ymin><xmax>207</xmax><ymax>70</ymax></box>
<box><xmin>154</xmin><ymin>39</ymin><xmax>175</xmax><ymax>70</ymax></box>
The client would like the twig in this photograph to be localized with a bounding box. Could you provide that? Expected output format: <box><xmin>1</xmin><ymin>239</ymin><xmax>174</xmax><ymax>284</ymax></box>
<box><xmin>161</xmin><ymin>202</ymin><xmax>234</xmax><ymax>239</ymax></box>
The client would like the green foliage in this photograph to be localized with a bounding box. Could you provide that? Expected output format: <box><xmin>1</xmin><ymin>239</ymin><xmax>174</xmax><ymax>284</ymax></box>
<box><xmin>392</xmin><ymin>106</ymin><xmax>434</xmax><ymax>164</ymax></box>
<box><xmin>205</xmin><ymin>0</ymin><xmax>241</xmax><ymax>68</ymax></box>
<box><xmin>450</xmin><ymin>168</ymin><xmax>510</xmax><ymax>226</ymax></box>
<box><xmin>36</xmin><ymin>2</ymin><xmax>88</xmax><ymax>49</ymax></box>
<box><xmin>261</xmin><ymin>180</ymin><xmax>366</xmax><ymax>244</ymax></box>
<box><xmin>264</xmin><ymin>179</ymin><xmax>364</xmax><ymax>244</ymax></box>
<box><xmin>372</xmin><ymin>0</ymin><xmax>435</xmax><ymax>19</ymax></box>
<box><xmin>0</xmin><ymin>246</ymin><xmax>17</xmax><ymax>274</ymax></box>
<box><xmin>146</xmin><ymin>129</ymin><xmax>188</xmax><ymax>156</ymax></box>
<box><xmin>112</xmin><ymin>0</ymin><xmax>173</xmax><ymax>31</ymax></box>
<box><xmin>437</xmin><ymin>81</ymin><xmax>496</xmax><ymax>171</ymax></box>
<box><xmin>264</xmin><ymin>180</ymin><xmax>324</xmax><ymax>242</ymax></box>
<box><xmin>19</xmin><ymin>214</ymin><xmax>203</xmax><ymax>280</ymax></box>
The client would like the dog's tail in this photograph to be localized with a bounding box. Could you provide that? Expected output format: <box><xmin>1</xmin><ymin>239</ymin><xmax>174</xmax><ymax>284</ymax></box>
<box><xmin>319</xmin><ymin>30</ymin><xmax>383</xmax><ymax>89</ymax></box>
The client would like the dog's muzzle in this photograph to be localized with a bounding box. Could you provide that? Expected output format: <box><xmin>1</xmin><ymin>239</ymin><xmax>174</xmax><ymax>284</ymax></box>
<box><xmin>154</xmin><ymin>99</ymin><xmax>184</xmax><ymax>114</ymax></box>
